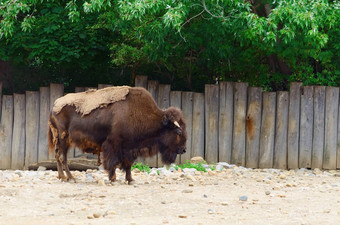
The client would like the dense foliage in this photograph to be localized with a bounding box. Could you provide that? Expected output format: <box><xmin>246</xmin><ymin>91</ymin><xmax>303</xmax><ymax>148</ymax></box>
<box><xmin>0</xmin><ymin>0</ymin><xmax>339</xmax><ymax>92</ymax></box>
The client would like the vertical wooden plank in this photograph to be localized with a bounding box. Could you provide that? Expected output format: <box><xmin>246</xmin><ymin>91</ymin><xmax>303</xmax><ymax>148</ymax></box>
<box><xmin>192</xmin><ymin>93</ymin><xmax>205</xmax><ymax>160</ymax></box>
<box><xmin>324</xmin><ymin>87</ymin><xmax>339</xmax><ymax>169</ymax></box>
<box><xmin>274</xmin><ymin>91</ymin><xmax>289</xmax><ymax>169</ymax></box>
<box><xmin>232</xmin><ymin>82</ymin><xmax>248</xmax><ymax>166</ymax></box>
<box><xmin>299</xmin><ymin>86</ymin><xmax>314</xmax><ymax>168</ymax></box>
<box><xmin>312</xmin><ymin>86</ymin><xmax>326</xmax><ymax>169</ymax></box>
<box><xmin>98</xmin><ymin>84</ymin><xmax>113</xmax><ymax>89</ymax></box>
<box><xmin>0</xmin><ymin>95</ymin><xmax>14</xmax><ymax>169</ymax></box>
<box><xmin>38</xmin><ymin>87</ymin><xmax>50</xmax><ymax>162</ymax></box>
<box><xmin>219</xmin><ymin>82</ymin><xmax>234</xmax><ymax>163</ymax></box>
<box><xmin>205</xmin><ymin>84</ymin><xmax>219</xmax><ymax>164</ymax></box>
<box><xmin>338</xmin><ymin>90</ymin><xmax>340</xmax><ymax>169</ymax></box>
<box><xmin>246</xmin><ymin>87</ymin><xmax>262</xmax><ymax>168</ymax></box>
<box><xmin>181</xmin><ymin>92</ymin><xmax>193</xmax><ymax>164</ymax></box>
<box><xmin>145</xmin><ymin>80</ymin><xmax>159</xmax><ymax>167</ymax></box>
<box><xmin>157</xmin><ymin>84</ymin><xmax>171</xmax><ymax>167</ymax></box>
<box><xmin>25</xmin><ymin>91</ymin><xmax>40</xmax><ymax>168</ymax></box>
<box><xmin>11</xmin><ymin>94</ymin><xmax>26</xmax><ymax>169</ymax></box>
<box><xmin>170</xmin><ymin>91</ymin><xmax>182</xmax><ymax>165</ymax></box>
<box><xmin>259</xmin><ymin>92</ymin><xmax>276</xmax><ymax>168</ymax></box>
<box><xmin>0</xmin><ymin>82</ymin><xmax>2</xmax><ymax>121</ymax></box>
<box><xmin>288</xmin><ymin>82</ymin><xmax>302</xmax><ymax>169</ymax></box>
<box><xmin>135</xmin><ymin>76</ymin><xmax>148</xmax><ymax>89</ymax></box>
<box><xmin>49</xmin><ymin>83</ymin><xmax>64</xmax><ymax>159</ymax></box>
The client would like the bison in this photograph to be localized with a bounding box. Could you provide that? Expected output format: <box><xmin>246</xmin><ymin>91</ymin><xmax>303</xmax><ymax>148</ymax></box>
<box><xmin>48</xmin><ymin>86</ymin><xmax>187</xmax><ymax>184</ymax></box>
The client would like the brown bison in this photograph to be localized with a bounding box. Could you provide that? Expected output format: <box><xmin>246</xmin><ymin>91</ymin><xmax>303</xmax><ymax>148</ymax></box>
<box><xmin>48</xmin><ymin>86</ymin><xmax>187</xmax><ymax>184</ymax></box>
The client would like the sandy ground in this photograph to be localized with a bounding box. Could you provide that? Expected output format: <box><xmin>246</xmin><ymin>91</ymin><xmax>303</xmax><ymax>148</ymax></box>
<box><xmin>0</xmin><ymin>164</ymin><xmax>339</xmax><ymax>225</ymax></box>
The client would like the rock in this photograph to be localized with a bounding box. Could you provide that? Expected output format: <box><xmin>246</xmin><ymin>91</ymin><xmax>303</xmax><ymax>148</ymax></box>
<box><xmin>183</xmin><ymin>168</ymin><xmax>197</xmax><ymax>174</ymax></box>
<box><xmin>239</xmin><ymin>196</ymin><xmax>248</xmax><ymax>201</ymax></box>
<box><xmin>178</xmin><ymin>215</ymin><xmax>187</xmax><ymax>219</ymax></box>
<box><xmin>186</xmin><ymin>175</ymin><xmax>196</xmax><ymax>182</ymax></box>
<box><xmin>216</xmin><ymin>162</ymin><xmax>233</xmax><ymax>169</ymax></box>
<box><xmin>265</xmin><ymin>191</ymin><xmax>270</xmax><ymax>195</ymax></box>
<box><xmin>208</xmin><ymin>209</ymin><xmax>214</xmax><ymax>214</ymax></box>
<box><xmin>93</xmin><ymin>213</ymin><xmax>101</xmax><ymax>218</ymax></box>
<box><xmin>37</xmin><ymin>166</ymin><xmax>47</xmax><ymax>171</ymax></box>
<box><xmin>87</xmin><ymin>215</ymin><xmax>94</xmax><ymax>219</ymax></box>
<box><xmin>203</xmin><ymin>194</ymin><xmax>208</xmax><ymax>198</ymax></box>
<box><xmin>208</xmin><ymin>170</ymin><xmax>217</xmax><ymax>176</ymax></box>
<box><xmin>279</xmin><ymin>174</ymin><xmax>286</xmax><ymax>179</ymax></box>
<box><xmin>190</xmin><ymin>156</ymin><xmax>205</xmax><ymax>164</ymax></box>
<box><xmin>133</xmin><ymin>168</ymin><xmax>140</xmax><ymax>173</ymax></box>
<box><xmin>98</xmin><ymin>179</ymin><xmax>106</xmax><ymax>186</ymax></box>
<box><xmin>215</xmin><ymin>165</ymin><xmax>224</xmax><ymax>171</ymax></box>
<box><xmin>221</xmin><ymin>202</ymin><xmax>228</xmax><ymax>206</ymax></box>
<box><xmin>182</xmin><ymin>189</ymin><xmax>193</xmax><ymax>194</ymax></box>
<box><xmin>14</xmin><ymin>170</ymin><xmax>23</xmax><ymax>177</ymax></box>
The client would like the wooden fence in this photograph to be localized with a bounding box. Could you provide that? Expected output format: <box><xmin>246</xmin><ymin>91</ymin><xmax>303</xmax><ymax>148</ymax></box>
<box><xmin>0</xmin><ymin>76</ymin><xmax>340</xmax><ymax>170</ymax></box>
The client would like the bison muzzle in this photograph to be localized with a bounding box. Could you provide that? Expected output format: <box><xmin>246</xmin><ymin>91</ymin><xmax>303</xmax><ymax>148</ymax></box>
<box><xmin>48</xmin><ymin>86</ymin><xmax>187</xmax><ymax>184</ymax></box>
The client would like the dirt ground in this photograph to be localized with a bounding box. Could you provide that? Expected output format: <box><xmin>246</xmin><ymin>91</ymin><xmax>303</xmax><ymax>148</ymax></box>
<box><xmin>0</xmin><ymin>164</ymin><xmax>339</xmax><ymax>225</ymax></box>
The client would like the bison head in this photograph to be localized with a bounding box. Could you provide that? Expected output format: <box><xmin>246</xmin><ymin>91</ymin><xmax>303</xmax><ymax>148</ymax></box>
<box><xmin>159</xmin><ymin>107</ymin><xmax>187</xmax><ymax>164</ymax></box>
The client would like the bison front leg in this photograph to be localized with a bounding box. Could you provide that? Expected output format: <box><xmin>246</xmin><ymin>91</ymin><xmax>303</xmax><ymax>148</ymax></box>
<box><xmin>102</xmin><ymin>138</ymin><xmax>121</xmax><ymax>182</ymax></box>
<box><xmin>122</xmin><ymin>161</ymin><xmax>135</xmax><ymax>185</ymax></box>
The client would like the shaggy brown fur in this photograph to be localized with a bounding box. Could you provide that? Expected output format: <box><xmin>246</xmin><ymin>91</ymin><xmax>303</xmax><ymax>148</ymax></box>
<box><xmin>53</xmin><ymin>86</ymin><xmax>129</xmax><ymax>116</ymax></box>
<box><xmin>48</xmin><ymin>87</ymin><xmax>187</xmax><ymax>183</ymax></box>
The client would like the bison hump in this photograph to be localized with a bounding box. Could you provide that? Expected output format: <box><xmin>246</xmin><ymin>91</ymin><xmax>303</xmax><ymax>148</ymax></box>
<box><xmin>53</xmin><ymin>86</ymin><xmax>130</xmax><ymax>116</ymax></box>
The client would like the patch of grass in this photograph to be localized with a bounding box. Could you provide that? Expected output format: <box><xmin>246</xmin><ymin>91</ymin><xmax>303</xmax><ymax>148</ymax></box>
<box><xmin>175</xmin><ymin>161</ymin><xmax>209</xmax><ymax>172</ymax></box>
<box><xmin>132</xmin><ymin>162</ymin><xmax>151</xmax><ymax>174</ymax></box>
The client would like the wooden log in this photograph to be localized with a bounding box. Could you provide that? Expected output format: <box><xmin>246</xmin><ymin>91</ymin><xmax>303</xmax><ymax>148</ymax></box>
<box><xmin>232</xmin><ymin>82</ymin><xmax>248</xmax><ymax>166</ymax></box>
<box><xmin>157</xmin><ymin>84</ymin><xmax>171</xmax><ymax>167</ymax></box>
<box><xmin>145</xmin><ymin>80</ymin><xmax>159</xmax><ymax>167</ymax></box>
<box><xmin>312</xmin><ymin>86</ymin><xmax>326</xmax><ymax>169</ymax></box>
<box><xmin>299</xmin><ymin>86</ymin><xmax>314</xmax><ymax>168</ymax></box>
<box><xmin>11</xmin><ymin>94</ymin><xmax>26</xmax><ymax>169</ymax></box>
<box><xmin>324</xmin><ymin>87</ymin><xmax>339</xmax><ymax>169</ymax></box>
<box><xmin>192</xmin><ymin>93</ymin><xmax>205</xmax><ymax>160</ymax></box>
<box><xmin>219</xmin><ymin>82</ymin><xmax>234</xmax><ymax>163</ymax></box>
<box><xmin>205</xmin><ymin>84</ymin><xmax>219</xmax><ymax>164</ymax></box>
<box><xmin>287</xmin><ymin>82</ymin><xmax>302</xmax><ymax>169</ymax></box>
<box><xmin>181</xmin><ymin>92</ymin><xmax>193</xmax><ymax>164</ymax></box>
<box><xmin>28</xmin><ymin>158</ymin><xmax>99</xmax><ymax>171</ymax></box>
<box><xmin>25</xmin><ymin>91</ymin><xmax>40</xmax><ymax>168</ymax></box>
<box><xmin>170</xmin><ymin>91</ymin><xmax>182</xmax><ymax>165</ymax></box>
<box><xmin>135</xmin><ymin>76</ymin><xmax>148</xmax><ymax>89</ymax></box>
<box><xmin>49</xmin><ymin>83</ymin><xmax>64</xmax><ymax>159</ymax></box>
<box><xmin>246</xmin><ymin>87</ymin><xmax>262</xmax><ymax>168</ymax></box>
<box><xmin>38</xmin><ymin>87</ymin><xmax>50</xmax><ymax>162</ymax></box>
<box><xmin>273</xmin><ymin>91</ymin><xmax>289</xmax><ymax>169</ymax></box>
<box><xmin>259</xmin><ymin>92</ymin><xmax>276</xmax><ymax>168</ymax></box>
<box><xmin>98</xmin><ymin>84</ymin><xmax>113</xmax><ymax>89</ymax></box>
<box><xmin>0</xmin><ymin>95</ymin><xmax>14</xmax><ymax>169</ymax></box>
<box><xmin>0</xmin><ymin>82</ymin><xmax>2</xmax><ymax>121</ymax></box>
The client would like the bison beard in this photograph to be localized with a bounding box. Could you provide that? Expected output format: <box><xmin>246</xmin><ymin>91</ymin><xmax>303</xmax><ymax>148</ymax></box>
<box><xmin>48</xmin><ymin>87</ymin><xmax>187</xmax><ymax>184</ymax></box>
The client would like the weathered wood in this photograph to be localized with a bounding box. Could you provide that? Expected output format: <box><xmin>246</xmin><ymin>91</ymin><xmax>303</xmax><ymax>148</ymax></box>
<box><xmin>25</xmin><ymin>91</ymin><xmax>40</xmax><ymax>168</ymax></box>
<box><xmin>38</xmin><ymin>87</ymin><xmax>50</xmax><ymax>162</ymax></box>
<box><xmin>181</xmin><ymin>92</ymin><xmax>193</xmax><ymax>164</ymax></box>
<box><xmin>135</xmin><ymin>76</ymin><xmax>148</xmax><ymax>89</ymax></box>
<box><xmin>0</xmin><ymin>82</ymin><xmax>2</xmax><ymax>121</ymax></box>
<box><xmin>312</xmin><ymin>86</ymin><xmax>326</xmax><ymax>169</ymax></box>
<box><xmin>219</xmin><ymin>82</ymin><xmax>234</xmax><ymax>163</ymax></box>
<box><xmin>338</xmin><ymin>93</ymin><xmax>340</xmax><ymax>169</ymax></box>
<box><xmin>192</xmin><ymin>93</ymin><xmax>205</xmax><ymax>160</ymax></box>
<box><xmin>205</xmin><ymin>84</ymin><xmax>219</xmax><ymax>164</ymax></box>
<box><xmin>98</xmin><ymin>84</ymin><xmax>113</xmax><ymax>89</ymax></box>
<box><xmin>157</xmin><ymin>84</ymin><xmax>171</xmax><ymax>167</ymax></box>
<box><xmin>144</xmin><ymin>80</ymin><xmax>159</xmax><ymax>167</ymax></box>
<box><xmin>246</xmin><ymin>87</ymin><xmax>262</xmax><ymax>168</ymax></box>
<box><xmin>170</xmin><ymin>91</ymin><xmax>182</xmax><ymax>165</ymax></box>
<box><xmin>11</xmin><ymin>94</ymin><xmax>26</xmax><ymax>169</ymax></box>
<box><xmin>232</xmin><ymin>82</ymin><xmax>248</xmax><ymax>166</ymax></box>
<box><xmin>259</xmin><ymin>92</ymin><xmax>276</xmax><ymax>168</ymax></box>
<box><xmin>49</xmin><ymin>83</ymin><xmax>64</xmax><ymax>159</ymax></box>
<box><xmin>287</xmin><ymin>82</ymin><xmax>302</xmax><ymax>169</ymax></box>
<box><xmin>273</xmin><ymin>91</ymin><xmax>289</xmax><ymax>169</ymax></box>
<box><xmin>299</xmin><ymin>86</ymin><xmax>314</xmax><ymax>168</ymax></box>
<box><xmin>28</xmin><ymin>158</ymin><xmax>99</xmax><ymax>171</ymax></box>
<box><xmin>324</xmin><ymin>87</ymin><xmax>339</xmax><ymax>169</ymax></box>
<box><xmin>74</xmin><ymin>87</ymin><xmax>85</xmax><ymax>93</ymax></box>
<box><xmin>0</xmin><ymin>95</ymin><xmax>14</xmax><ymax>169</ymax></box>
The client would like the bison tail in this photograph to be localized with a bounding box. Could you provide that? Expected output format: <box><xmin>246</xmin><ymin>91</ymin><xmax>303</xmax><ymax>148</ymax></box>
<box><xmin>47</xmin><ymin>117</ymin><xmax>58</xmax><ymax>155</ymax></box>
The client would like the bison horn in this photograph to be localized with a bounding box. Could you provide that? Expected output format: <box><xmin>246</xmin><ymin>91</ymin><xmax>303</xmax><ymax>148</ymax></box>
<box><xmin>174</xmin><ymin>121</ymin><xmax>180</xmax><ymax>128</ymax></box>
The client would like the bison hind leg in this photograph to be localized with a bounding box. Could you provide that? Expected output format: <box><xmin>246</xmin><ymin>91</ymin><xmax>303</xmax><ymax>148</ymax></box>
<box><xmin>55</xmin><ymin>149</ymin><xmax>67</xmax><ymax>181</ymax></box>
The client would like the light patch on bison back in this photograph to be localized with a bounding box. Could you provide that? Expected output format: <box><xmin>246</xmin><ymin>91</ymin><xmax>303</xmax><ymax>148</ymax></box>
<box><xmin>53</xmin><ymin>86</ymin><xmax>130</xmax><ymax>116</ymax></box>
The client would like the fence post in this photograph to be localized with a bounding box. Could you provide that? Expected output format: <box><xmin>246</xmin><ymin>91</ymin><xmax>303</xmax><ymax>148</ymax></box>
<box><xmin>232</xmin><ymin>82</ymin><xmax>248</xmax><ymax>166</ymax></box>
<box><xmin>288</xmin><ymin>82</ymin><xmax>302</xmax><ymax>169</ymax></box>
<box><xmin>338</xmin><ymin>92</ymin><xmax>340</xmax><ymax>169</ymax></box>
<box><xmin>219</xmin><ymin>82</ymin><xmax>234</xmax><ymax>163</ymax></box>
<box><xmin>181</xmin><ymin>92</ymin><xmax>193</xmax><ymax>163</ymax></box>
<box><xmin>192</xmin><ymin>93</ymin><xmax>205</xmax><ymax>160</ymax></box>
<box><xmin>0</xmin><ymin>95</ymin><xmax>14</xmax><ymax>169</ymax></box>
<box><xmin>135</xmin><ymin>76</ymin><xmax>148</xmax><ymax>89</ymax></box>
<box><xmin>274</xmin><ymin>91</ymin><xmax>289</xmax><ymax>169</ymax></box>
<box><xmin>170</xmin><ymin>91</ymin><xmax>182</xmax><ymax>165</ymax></box>
<box><xmin>11</xmin><ymin>94</ymin><xmax>26</xmax><ymax>169</ymax></box>
<box><xmin>324</xmin><ymin>87</ymin><xmax>339</xmax><ymax>169</ymax></box>
<box><xmin>38</xmin><ymin>87</ymin><xmax>50</xmax><ymax>162</ymax></box>
<box><xmin>259</xmin><ymin>92</ymin><xmax>276</xmax><ymax>168</ymax></box>
<box><xmin>246</xmin><ymin>87</ymin><xmax>262</xmax><ymax>168</ymax></box>
<box><xmin>299</xmin><ymin>86</ymin><xmax>314</xmax><ymax>168</ymax></box>
<box><xmin>205</xmin><ymin>84</ymin><xmax>219</xmax><ymax>164</ymax></box>
<box><xmin>0</xmin><ymin>82</ymin><xmax>2</xmax><ymax>122</ymax></box>
<box><xmin>49</xmin><ymin>83</ymin><xmax>64</xmax><ymax>160</ymax></box>
<box><xmin>312</xmin><ymin>86</ymin><xmax>326</xmax><ymax>169</ymax></box>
